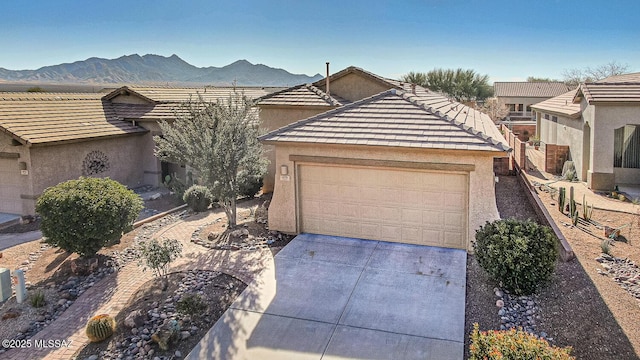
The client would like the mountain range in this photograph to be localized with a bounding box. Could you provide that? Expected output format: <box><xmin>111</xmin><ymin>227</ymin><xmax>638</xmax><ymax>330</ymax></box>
<box><xmin>0</xmin><ymin>54</ymin><xmax>323</xmax><ymax>86</ymax></box>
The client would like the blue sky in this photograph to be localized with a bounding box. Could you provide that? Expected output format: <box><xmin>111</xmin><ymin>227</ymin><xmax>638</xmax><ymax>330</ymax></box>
<box><xmin>1</xmin><ymin>0</ymin><xmax>639</xmax><ymax>82</ymax></box>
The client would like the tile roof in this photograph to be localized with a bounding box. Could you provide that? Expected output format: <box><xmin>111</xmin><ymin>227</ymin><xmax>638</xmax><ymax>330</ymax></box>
<box><xmin>103</xmin><ymin>86</ymin><xmax>272</xmax><ymax>103</ymax></box>
<box><xmin>530</xmin><ymin>89</ymin><xmax>581</xmax><ymax>118</ymax></box>
<box><xmin>595</xmin><ymin>72</ymin><xmax>640</xmax><ymax>83</ymax></box>
<box><xmin>0</xmin><ymin>93</ymin><xmax>147</xmax><ymax>146</ymax></box>
<box><xmin>576</xmin><ymin>73</ymin><xmax>640</xmax><ymax>103</ymax></box>
<box><xmin>494</xmin><ymin>82</ymin><xmax>571</xmax><ymax>98</ymax></box>
<box><xmin>256</xmin><ymin>83</ymin><xmax>348</xmax><ymax>107</ymax></box>
<box><xmin>260</xmin><ymin>88</ymin><xmax>510</xmax><ymax>153</ymax></box>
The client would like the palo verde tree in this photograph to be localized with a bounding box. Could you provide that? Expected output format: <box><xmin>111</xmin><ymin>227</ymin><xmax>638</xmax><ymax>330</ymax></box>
<box><xmin>36</xmin><ymin>177</ymin><xmax>144</xmax><ymax>257</ymax></box>
<box><xmin>154</xmin><ymin>91</ymin><xmax>268</xmax><ymax>227</ymax></box>
<box><xmin>401</xmin><ymin>68</ymin><xmax>493</xmax><ymax>102</ymax></box>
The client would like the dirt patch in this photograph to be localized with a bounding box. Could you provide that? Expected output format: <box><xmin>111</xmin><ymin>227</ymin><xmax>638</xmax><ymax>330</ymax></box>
<box><xmin>75</xmin><ymin>271</ymin><xmax>246</xmax><ymax>359</ymax></box>
<box><xmin>465</xmin><ymin>175</ymin><xmax>640</xmax><ymax>359</ymax></box>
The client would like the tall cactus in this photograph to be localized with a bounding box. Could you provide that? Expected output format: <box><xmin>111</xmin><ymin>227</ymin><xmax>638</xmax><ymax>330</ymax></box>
<box><xmin>558</xmin><ymin>187</ymin><xmax>566</xmax><ymax>213</ymax></box>
<box><xmin>569</xmin><ymin>186</ymin><xmax>579</xmax><ymax>225</ymax></box>
<box><xmin>86</xmin><ymin>314</ymin><xmax>116</xmax><ymax>343</ymax></box>
<box><xmin>582</xmin><ymin>194</ymin><xmax>593</xmax><ymax>221</ymax></box>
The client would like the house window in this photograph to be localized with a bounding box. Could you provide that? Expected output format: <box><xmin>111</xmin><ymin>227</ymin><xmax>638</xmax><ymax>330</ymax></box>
<box><xmin>614</xmin><ymin>125</ymin><xmax>640</xmax><ymax>169</ymax></box>
<box><xmin>544</xmin><ymin>114</ymin><xmax>550</xmax><ymax>120</ymax></box>
<box><xmin>552</xmin><ymin>116</ymin><xmax>558</xmax><ymax>123</ymax></box>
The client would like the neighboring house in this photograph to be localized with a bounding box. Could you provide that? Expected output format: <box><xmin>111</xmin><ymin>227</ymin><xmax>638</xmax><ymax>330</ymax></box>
<box><xmin>0</xmin><ymin>86</ymin><xmax>271</xmax><ymax>216</ymax></box>
<box><xmin>494</xmin><ymin>82</ymin><xmax>571</xmax><ymax>121</ymax></box>
<box><xmin>257</xmin><ymin>67</ymin><xmax>510</xmax><ymax>251</ymax></box>
<box><xmin>531</xmin><ymin>73</ymin><xmax>640</xmax><ymax>190</ymax></box>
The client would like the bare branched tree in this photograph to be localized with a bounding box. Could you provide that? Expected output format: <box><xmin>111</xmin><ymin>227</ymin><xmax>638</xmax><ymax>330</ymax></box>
<box><xmin>154</xmin><ymin>91</ymin><xmax>268</xmax><ymax>227</ymax></box>
<box><xmin>478</xmin><ymin>98</ymin><xmax>509</xmax><ymax>123</ymax></box>
<box><xmin>562</xmin><ymin>61</ymin><xmax>631</xmax><ymax>86</ymax></box>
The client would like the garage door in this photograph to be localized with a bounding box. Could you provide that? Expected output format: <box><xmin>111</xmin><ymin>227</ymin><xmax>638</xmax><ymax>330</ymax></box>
<box><xmin>298</xmin><ymin>164</ymin><xmax>468</xmax><ymax>249</ymax></box>
<box><xmin>0</xmin><ymin>158</ymin><xmax>22</xmax><ymax>214</ymax></box>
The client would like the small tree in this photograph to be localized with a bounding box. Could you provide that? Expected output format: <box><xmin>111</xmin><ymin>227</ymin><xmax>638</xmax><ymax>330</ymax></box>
<box><xmin>401</xmin><ymin>68</ymin><xmax>493</xmax><ymax>101</ymax></box>
<box><xmin>36</xmin><ymin>177</ymin><xmax>143</xmax><ymax>257</ymax></box>
<box><xmin>154</xmin><ymin>91</ymin><xmax>268</xmax><ymax>227</ymax></box>
<box><xmin>562</xmin><ymin>61</ymin><xmax>631</xmax><ymax>86</ymax></box>
<box><xmin>478</xmin><ymin>98</ymin><xmax>509</xmax><ymax>123</ymax></box>
<box><xmin>137</xmin><ymin>238</ymin><xmax>182</xmax><ymax>278</ymax></box>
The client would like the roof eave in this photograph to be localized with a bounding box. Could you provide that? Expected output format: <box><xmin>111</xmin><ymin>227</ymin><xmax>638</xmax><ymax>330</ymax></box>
<box><xmin>28</xmin><ymin>129</ymin><xmax>149</xmax><ymax>148</ymax></box>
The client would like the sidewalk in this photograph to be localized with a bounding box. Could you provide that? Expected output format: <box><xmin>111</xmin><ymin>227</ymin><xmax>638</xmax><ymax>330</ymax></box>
<box><xmin>3</xmin><ymin>206</ymin><xmax>272</xmax><ymax>360</ymax></box>
<box><xmin>0</xmin><ymin>231</ymin><xmax>42</xmax><ymax>251</ymax></box>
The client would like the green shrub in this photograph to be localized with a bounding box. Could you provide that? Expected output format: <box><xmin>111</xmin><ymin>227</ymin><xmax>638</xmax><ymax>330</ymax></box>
<box><xmin>137</xmin><ymin>238</ymin><xmax>183</xmax><ymax>278</ymax></box>
<box><xmin>474</xmin><ymin>219</ymin><xmax>558</xmax><ymax>295</ymax></box>
<box><xmin>36</xmin><ymin>177</ymin><xmax>143</xmax><ymax>257</ymax></box>
<box><xmin>470</xmin><ymin>323</ymin><xmax>574</xmax><ymax>359</ymax></box>
<box><xmin>176</xmin><ymin>293</ymin><xmax>207</xmax><ymax>316</ymax></box>
<box><xmin>601</xmin><ymin>239</ymin><xmax>611</xmax><ymax>255</ymax></box>
<box><xmin>183</xmin><ymin>185</ymin><xmax>213</xmax><ymax>212</ymax></box>
<box><xmin>30</xmin><ymin>290</ymin><xmax>46</xmax><ymax>308</ymax></box>
<box><xmin>237</xmin><ymin>170</ymin><xmax>263</xmax><ymax>198</ymax></box>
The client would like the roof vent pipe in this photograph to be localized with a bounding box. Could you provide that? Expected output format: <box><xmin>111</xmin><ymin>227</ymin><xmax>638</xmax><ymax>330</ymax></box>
<box><xmin>326</xmin><ymin>62</ymin><xmax>330</xmax><ymax>98</ymax></box>
<box><xmin>411</xmin><ymin>83</ymin><xmax>416</xmax><ymax>95</ymax></box>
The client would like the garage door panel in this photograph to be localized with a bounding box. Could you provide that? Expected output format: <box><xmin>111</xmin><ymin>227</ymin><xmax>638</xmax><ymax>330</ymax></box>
<box><xmin>444</xmin><ymin>212</ymin><xmax>465</xmax><ymax>228</ymax></box>
<box><xmin>401</xmin><ymin>208</ymin><xmax>421</xmax><ymax>224</ymax></box>
<box><xmin>360</xmin><ymin>223</ymin><xmax>380</xmax><ymax>238</ymax></box>
<box><xmin>379</xmin><ymin>207</ymin><xmax>401</xmax><ymax>223</ymax></box>
<box><xmin>444</xmin><ymin>193</ymin><xmax>466</xmax><ymax>210</ymax></box>
<box><xmin>422</xmin><ymin>191</ymin><xmax>444</xmax><ymax>208</ymax></box>
<box><xmin>444</xmin><ymin>232</ymin><xmax>464</xmax><ymax>247</ymax></box>
<box><xmin>299</xmin><ymin>165</ymin><xmax>467</xmax><ymax>249</ymax></box>
<box><xmin>423</xmin><ymin>212</ymin><xmax>444</xmax><ymax>227</ymax></box>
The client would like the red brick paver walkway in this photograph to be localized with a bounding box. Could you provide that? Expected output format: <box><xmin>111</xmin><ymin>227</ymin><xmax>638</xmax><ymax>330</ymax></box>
<box><xmin>4</xmin><ymin>205</ymin><xmax>272</xmax><ymax>360</ymax></box>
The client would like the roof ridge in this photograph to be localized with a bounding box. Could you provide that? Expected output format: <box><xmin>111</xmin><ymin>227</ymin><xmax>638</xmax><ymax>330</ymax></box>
<box><xmin>253</xmin><ymin>83</ymin><xmax>309</xmax><ymax>103</ymax></box>
<box><xmin>306</xmin><ymin>84</ymin><xmax>342</xmax><ymax>106</ymax></box>
<box><xmin>400</xmin><ymin>91</ymin><xmax>510</xmax><ymax>152</ymax></box>
<box><xmin>259</xmin><ymin>89</ymin><xmax>397</xmax><ymax>141</ymax></box>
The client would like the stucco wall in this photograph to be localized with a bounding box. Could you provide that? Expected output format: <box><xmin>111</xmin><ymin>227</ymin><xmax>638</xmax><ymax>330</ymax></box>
<box><xmin>322</xmin><ymin>73</ymin><xmax>391</xmax><ymax>102</ymax></box>
<box><xmin>259</xmin><ymin>106</ymin><xmax>328</xmax><ymax>192</ymax></box>
<box><xmin>267</xmin><ymin>143</ymin><xmax>502</xmax><ymax>251</ymax></box>
<box><xmin>26</xmin><ymin>135</ymin><xmax>147</xmax><ymax>214</ymax></box>
<box><xmin>592</xmin><ymin>103</ymin><xmax>640</xmax><ymax>187</ymax></box>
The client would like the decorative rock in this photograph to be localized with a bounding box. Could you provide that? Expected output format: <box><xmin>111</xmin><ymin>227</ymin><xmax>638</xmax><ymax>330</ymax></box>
<box><xmin>124</xmin><ymin>310</ymin><xmax>145</xmax><ymax>328</ymax></box>
<box><xmin>181</xmin><ymin>330</ymin><xmax>191</xmax><ymax>340</ymax></box>
<box><xmin>495</xmin><ymin>289</ymin><xmax>503</xmax><ymax>297</ymax></box>
<box><xmin>86</xmin><ymin>355</ymin><xmax>99</xmax><ymax>360</ymax></box>
<box><xmin>495</xmin><ymin>299</ymin><xmax>504</xmax><ymax>308</ymax></box>
<box><xmin>175</xmin><ymin>350</ymin><xmax>182</xmax><ymax>357</ymax></box>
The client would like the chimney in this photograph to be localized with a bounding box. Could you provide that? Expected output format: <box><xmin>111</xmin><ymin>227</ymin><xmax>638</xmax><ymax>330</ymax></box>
<box><xmin>326</xmin><ymin>62</ymin><xmax>330</xmax><ymax>98</ymax></box>
<box><xmin>411</xmin><ymin>83</ymin><xmax>416</xmax><ymax>95</ymax></box>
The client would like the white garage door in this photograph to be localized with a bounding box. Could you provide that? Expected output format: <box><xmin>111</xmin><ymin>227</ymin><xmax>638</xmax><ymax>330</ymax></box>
<box><xmin>298</xmin><ymin>164</ymin><xmax>468</xmax><ymax>249</ymax></box>
<box><xmin>0</xmin><ymin>158</ymin><xmax>22</xmax><ymax>214</ymax></box>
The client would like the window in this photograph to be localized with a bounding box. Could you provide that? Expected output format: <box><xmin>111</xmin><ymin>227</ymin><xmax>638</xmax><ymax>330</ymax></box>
<box><xmin>552</xmin><ymin>116</ymin><xmax>558</xmax><ymax>123</ymax></box>
<box><xmin>614</xmin><ymin>125</ymin><xmax>640</xmax><ymax>169</ymax></box>
<box><xmin>544</xmin><ymin>114</ymin><xmax>550</xmax><ymax>120</ymax></box>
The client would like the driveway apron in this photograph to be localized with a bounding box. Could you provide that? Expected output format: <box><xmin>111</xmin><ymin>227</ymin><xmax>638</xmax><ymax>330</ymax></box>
<box><xmin>187</xmin><ymin>233</ymin><xmax>466</xmax><ymax>360</ymax></box>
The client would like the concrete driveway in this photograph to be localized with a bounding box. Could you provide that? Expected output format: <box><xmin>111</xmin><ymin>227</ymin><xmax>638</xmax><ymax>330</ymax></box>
<box><xmin>187</xmin><ymin>233</ymin><xmax>467</xmax><ymax>360</ymax></box>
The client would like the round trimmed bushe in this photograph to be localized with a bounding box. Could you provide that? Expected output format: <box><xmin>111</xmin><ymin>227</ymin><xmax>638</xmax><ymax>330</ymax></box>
<box><xmin>474</xmin><ymin>218</ymin><xmax>558</xmax><ymax>295</ymax></box>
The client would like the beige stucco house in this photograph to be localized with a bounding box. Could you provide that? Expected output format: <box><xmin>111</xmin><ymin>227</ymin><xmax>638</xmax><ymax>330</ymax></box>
<box><xmin>258</xmin><ymin>67</ymin><xmax>510</xmax><ymax>251</ymax></box>
<box><xmin>0</xmin><ymin>86</ymin><xmax>270</xmax><ymax>216</ymax></box>
<box><xmin>494</xmin><ymin>82</ymin><xmax>571</xmax><ymax>121</ymax></box>
<box><xmin>531</xmin><ymin>73</ymin><xmax>640</xmax><ymax>190</ymax></box>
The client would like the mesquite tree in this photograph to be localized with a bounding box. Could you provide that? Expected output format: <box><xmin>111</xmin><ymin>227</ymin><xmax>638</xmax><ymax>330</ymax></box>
<box><xmin>154</xmin><ymin>91</ymin><xmax>267</xmax><ymax>227</ymax></box>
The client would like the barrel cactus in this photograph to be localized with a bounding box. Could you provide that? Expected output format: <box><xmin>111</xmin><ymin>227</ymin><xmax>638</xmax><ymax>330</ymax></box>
<box><xmin>86</xmin><ymin>314</ymin><xmax>116</xmax><ymax>342</ymax></box>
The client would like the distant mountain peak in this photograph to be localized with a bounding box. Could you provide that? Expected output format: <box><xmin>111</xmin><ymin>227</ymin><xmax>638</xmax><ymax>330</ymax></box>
<box><xmin>0</xmin><ymin>54</ymin><xmax>323</xmax><ymax>86</ymax></box>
